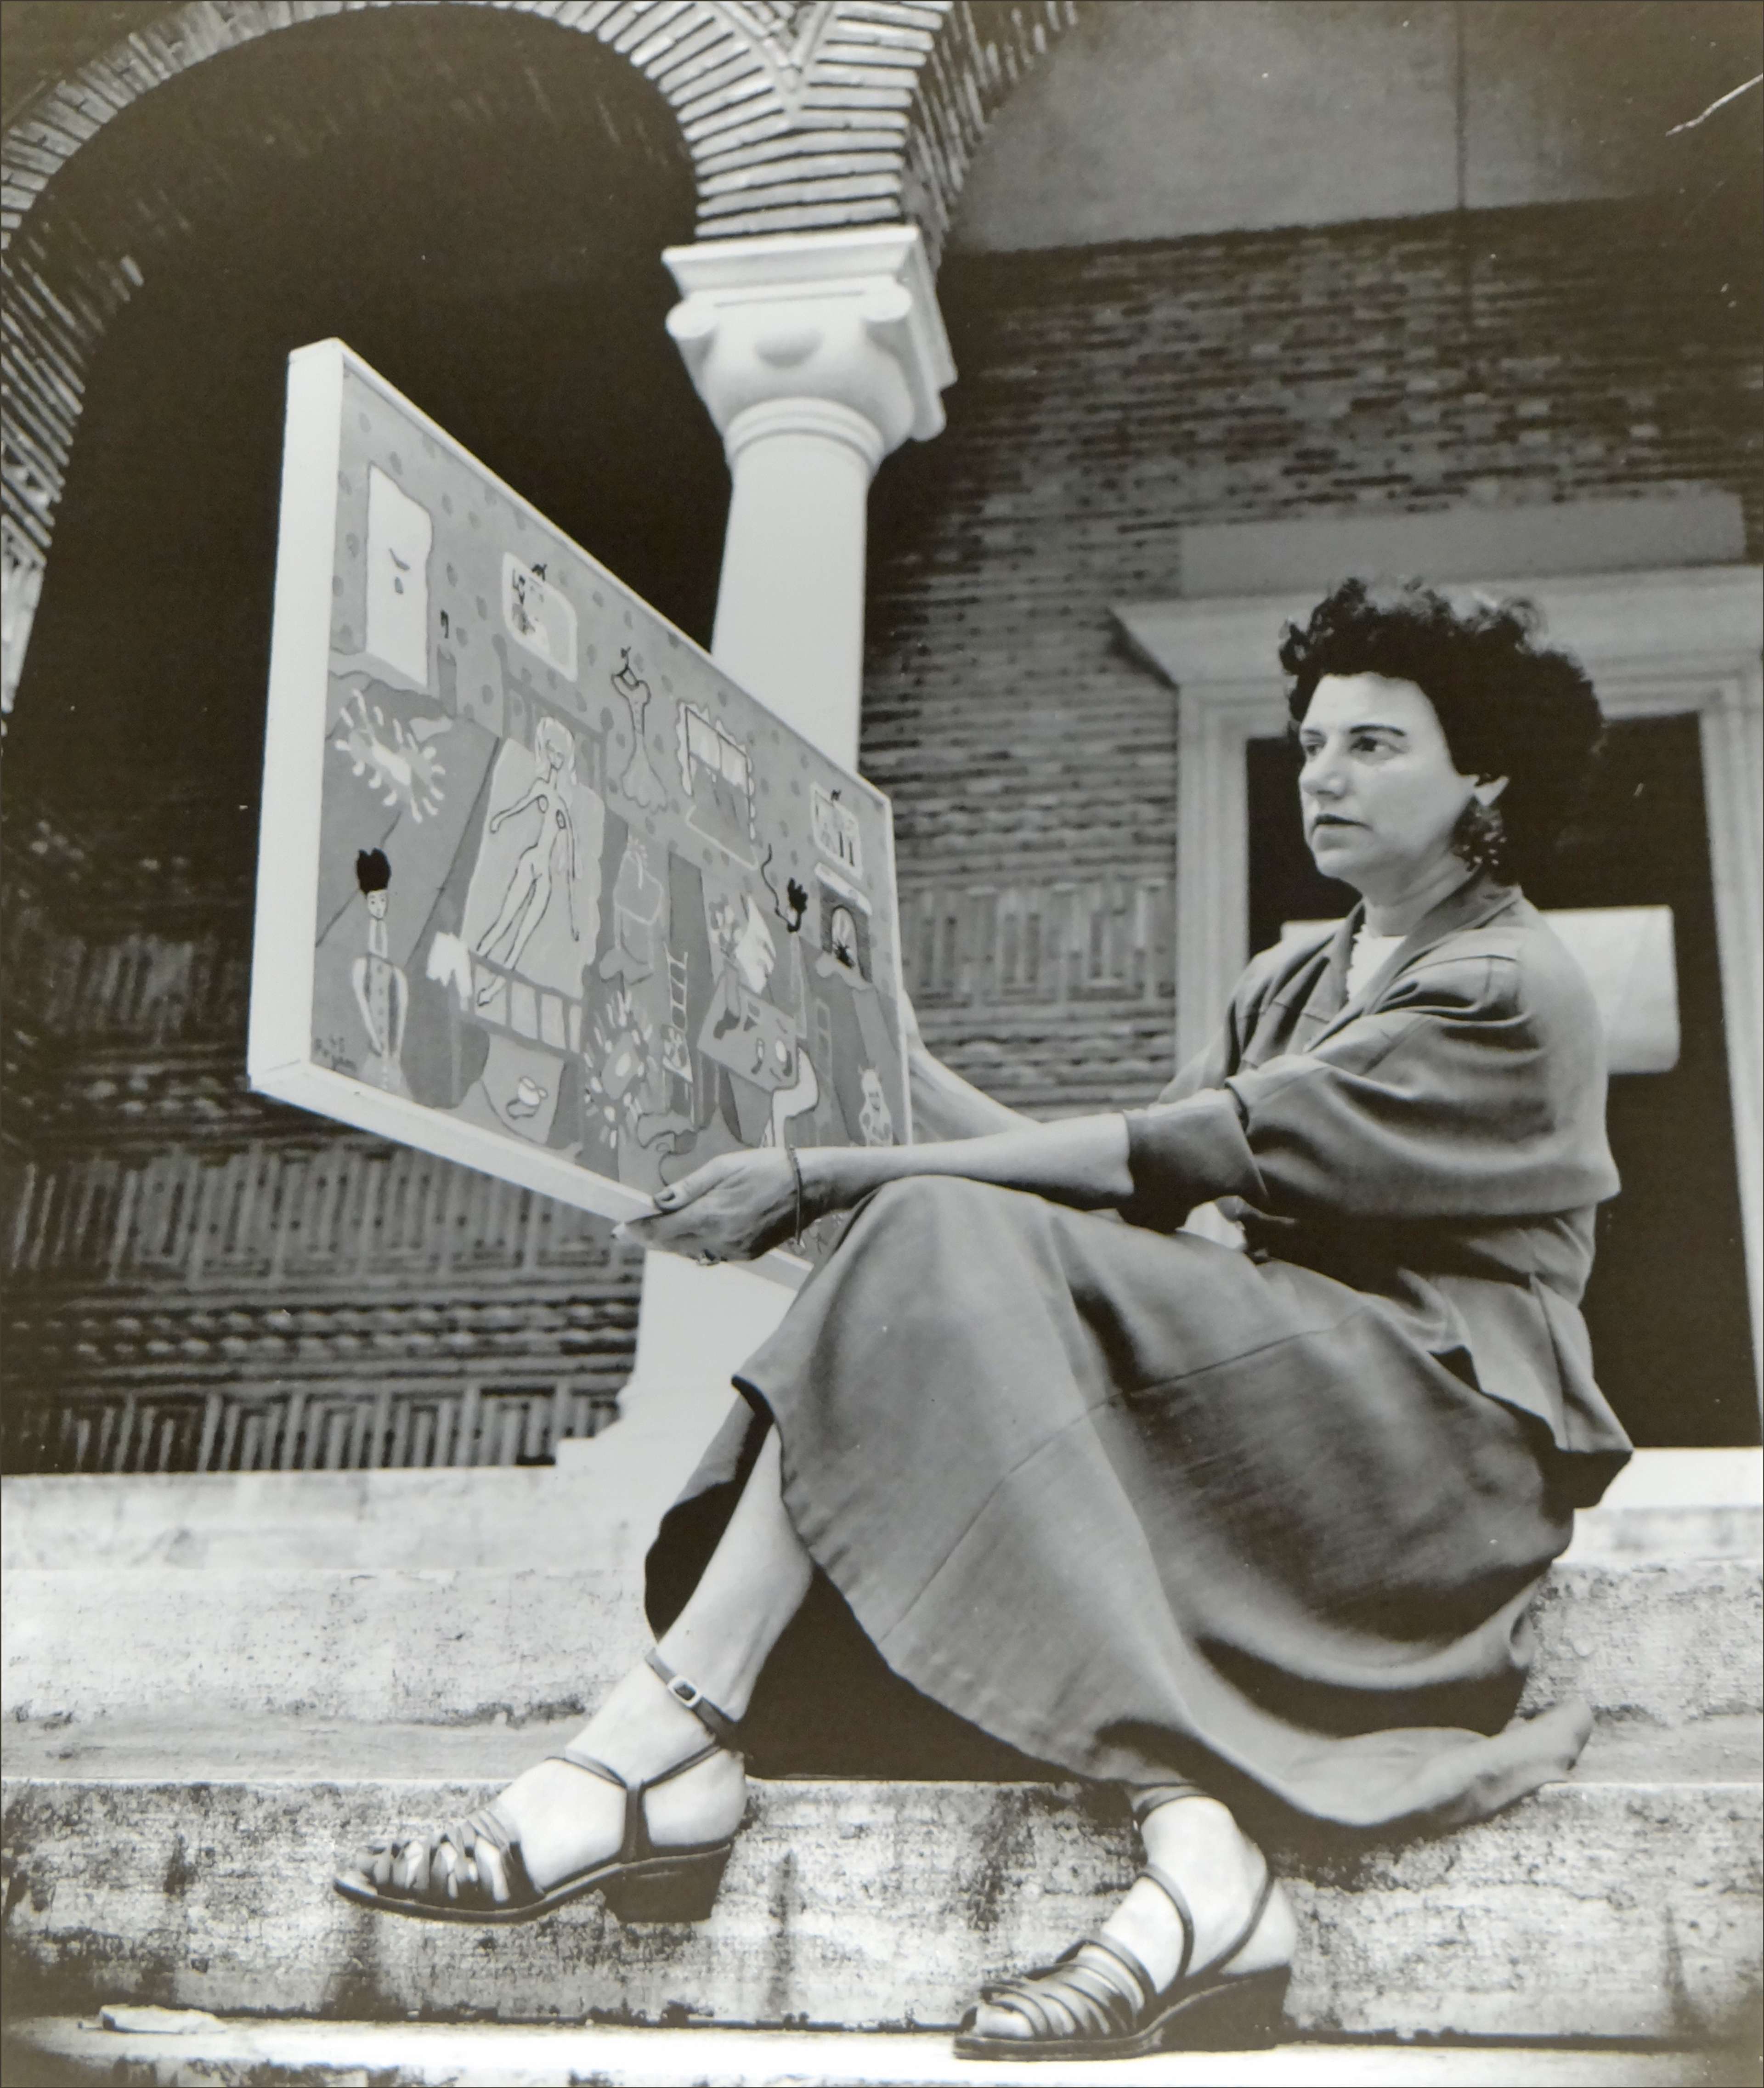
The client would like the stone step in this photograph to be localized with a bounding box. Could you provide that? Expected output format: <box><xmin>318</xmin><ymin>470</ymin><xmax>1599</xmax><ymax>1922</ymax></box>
<box><xmin>3</xmin><ymin>1716</ymin><xmax>1758</xmax><ymax>2043</ymax></box>
<box><xmin>5</xmin><ymin>1448</ymin><xmax>1759</xmax><ymax>1572</ymax></box>
<box><xmin>5</xmin><ymin>2014</ymin><xmax>1749</xmax><ymax>2088</ymax></box>
<box><xmin>6</xmin><ymin>1554</ymin><xmax>1758</xmax><ymax>1731</ymax></box>
<box><xmin>1566</xmin><ymin>1500</ymin><xmax>1764</xmax><ymax>1563</ymax></box>
<box><xmin>1573</xmin><ymin>1449</ymin><xmax>1764</xmax><ymax>1564</ymax></box>
<box><xmin>0</xmin><ymin>1564</ymin><xmax>649</xmax><ymax>1730</ymax></box>
<box><xmin>0</xmin><ymin>1465</ymin><xmax>654</xmax><ymax>1572</ymax></box>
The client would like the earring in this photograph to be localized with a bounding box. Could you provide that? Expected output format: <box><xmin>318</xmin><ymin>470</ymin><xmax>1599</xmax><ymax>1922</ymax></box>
<box><xmin>1452</xmin><ymin>797</ymin><xmax>1509</xmax><ymax>880</ymax></box>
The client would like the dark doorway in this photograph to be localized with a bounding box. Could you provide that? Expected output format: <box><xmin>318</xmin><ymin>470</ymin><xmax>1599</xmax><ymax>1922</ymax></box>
<box><xmin>1247</xmin><ymin>716</ymin><xmax>1758</xmax><ymax>1448</ymax></box>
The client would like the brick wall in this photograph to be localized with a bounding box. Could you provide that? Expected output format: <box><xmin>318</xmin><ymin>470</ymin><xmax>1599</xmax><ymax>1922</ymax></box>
<box><xmin>0</xmin><ymin>797</ymin><xmax>644</xmax><ymax>1473</ymax></box>
<box><xmin>867</xmin><ymin>195</ymin><xmax>1764</xmax><ymax>1111</ymax></box>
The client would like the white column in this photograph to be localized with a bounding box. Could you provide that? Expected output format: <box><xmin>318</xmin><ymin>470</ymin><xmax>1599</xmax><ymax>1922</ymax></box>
<box><xmin>711</xmin><ymin>408</ymin><xmax>876</xmax><ymax>761</ymax></box>
<box><xmin>669</xmin><ymin>225</ymin><xmax>954</xmax><ymax>760</ymax></box>
<box><xmin>565</xmin><ymin>226</ymin><xmax>954</xmax><ymax>1517</ymax></box>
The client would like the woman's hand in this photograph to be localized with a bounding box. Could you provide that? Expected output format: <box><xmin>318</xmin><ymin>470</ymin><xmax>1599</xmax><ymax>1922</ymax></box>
<box><xmin>614</xmin><ymin>1150</ymin><xmax>815</xmax><ymax>1264</ymax></box>
<box><xmin>613</xmin><ymin>1109</ymin><xmax>1134</xmax><ymax>1263</ymax></box>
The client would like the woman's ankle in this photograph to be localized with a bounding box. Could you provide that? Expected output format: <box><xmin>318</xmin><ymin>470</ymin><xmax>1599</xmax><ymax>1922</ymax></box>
<box><xmin>1140</xmin><ymin>1791</ymin><xmax>1255</xmax><ymax>1880</ymax></box>
<box><xmin>1119</xmin><ymin>1791</ymin><xmax>1290</xmax><ymax>1981</ymax></box>
<box><xmin>574</xmin><ymin>1658</ymin><xmax>724</xmax><ymax>1780</ymax></box>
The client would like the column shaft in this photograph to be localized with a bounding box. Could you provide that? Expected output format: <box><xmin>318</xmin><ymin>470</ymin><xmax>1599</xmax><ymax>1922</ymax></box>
<box><xmin>712</xmin><ymin>405</ymin><xmax>880</xmax><ymax>765</ymax></box>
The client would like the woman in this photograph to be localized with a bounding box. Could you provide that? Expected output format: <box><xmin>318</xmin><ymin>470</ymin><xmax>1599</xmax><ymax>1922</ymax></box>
<box><xmin>337</xmin><ymin>579</ymin><xmax>1629</xmax><ymax>2061</ymax></box>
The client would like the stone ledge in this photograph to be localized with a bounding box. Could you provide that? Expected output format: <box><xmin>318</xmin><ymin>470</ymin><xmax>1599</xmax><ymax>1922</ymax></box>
<box><xmin>14</xmin><ymin>1460</ymin><xmax>1754</xmax><ymax>1568</ymax></box>
<box><xmin>3</xmin><ymin>1719</ymin><xmax>1758</xmax><ymax>2040</ymax></box>
<box><xmin>6</xmin><ymin>1556</ymin><xmax>1757</xmax><ymax>1730</ymax></box>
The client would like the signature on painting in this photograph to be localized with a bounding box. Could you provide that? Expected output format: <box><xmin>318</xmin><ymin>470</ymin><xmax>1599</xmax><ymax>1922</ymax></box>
<box><xmin>314</xmin><ymin>1035</ymin><xmax>358</xmax><ymax>1075</ymax></box>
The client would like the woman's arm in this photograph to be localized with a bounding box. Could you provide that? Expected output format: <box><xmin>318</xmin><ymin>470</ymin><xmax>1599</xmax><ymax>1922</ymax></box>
<box><xmin>809</xmin><ymin>1115</ymin><xmax>1131</xmax><ymax>1211</ymax></box>
<box><xmin>1122</xmin><ymin>944</ymin><xmax>1619</xmax><ymax>1229</ymax></box>
<box><xmin>899</xmin><ymin>985</ymin><xmax>1032</xmax><ymax>1139</ymax></box>
<box><xmin>615</xmin><ymin>1115</ymin><xmax>1131</xmax><ymax>1264</ymax></box>
<box><xmin>908</xmin><ymin>1041</ymin><xmax>1034</xmax><ymax>1139</ymax></box>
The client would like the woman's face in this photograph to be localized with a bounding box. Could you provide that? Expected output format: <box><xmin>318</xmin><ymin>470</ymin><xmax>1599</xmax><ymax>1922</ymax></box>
<box><xmin>1298</xmin><ymin>673</ymin><xmax>1496</xmax><ymax>901</ymax></box>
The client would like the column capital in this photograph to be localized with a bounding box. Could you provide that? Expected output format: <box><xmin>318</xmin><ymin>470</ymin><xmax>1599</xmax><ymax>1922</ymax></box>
<box><xmin>663</xmin><ymin>225</ymin><xmax>956</xmax><ymax>471</ymax></box>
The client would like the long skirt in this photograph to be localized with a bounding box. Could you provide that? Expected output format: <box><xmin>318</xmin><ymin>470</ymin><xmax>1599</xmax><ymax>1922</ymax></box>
<box><xmin>646</xmin><ymin>1178</ymin><xmax>1598</xmax><ymax>1836</ymax></box>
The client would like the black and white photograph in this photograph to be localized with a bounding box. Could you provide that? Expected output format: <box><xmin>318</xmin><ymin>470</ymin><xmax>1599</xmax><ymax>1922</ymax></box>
<box><xmin>1</xmin><ymin>4</ymin><xmax>1760</xmax><ymax>2084</ymax></box>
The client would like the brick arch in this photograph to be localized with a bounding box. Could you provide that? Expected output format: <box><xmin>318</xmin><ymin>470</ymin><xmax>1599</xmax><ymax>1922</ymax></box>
<box><xmin>1</xmin><ymin>2</ymin><xmax>1077</xmax><ymax>255</ymax></box>
<box><xmin>1</xmin><ymin>0</ymin><xmax>1073</xmax><ymax>718</ymax></box>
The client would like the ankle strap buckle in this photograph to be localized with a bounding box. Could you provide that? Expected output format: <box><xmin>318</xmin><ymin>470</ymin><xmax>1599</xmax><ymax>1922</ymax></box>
<box><xmin>645</xmin><ymin>1646</ymin><xmax>742</xmax><ymax>1750</ymax></box>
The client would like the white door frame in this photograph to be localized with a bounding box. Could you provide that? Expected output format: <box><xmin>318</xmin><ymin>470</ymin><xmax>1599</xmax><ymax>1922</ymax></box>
<box><xmin>1115</xmin><ymin>566</ymin><xmax>1764</xmax><ymax>1394</ymax></box>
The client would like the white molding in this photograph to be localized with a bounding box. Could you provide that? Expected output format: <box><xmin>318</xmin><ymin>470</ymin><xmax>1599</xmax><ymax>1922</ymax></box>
<box><xmin>663</xmin><ymin>223</ymin><xmax>940</xmax><ymax>308</ymax></box>
<box><xmin>1118</xmin><ymin>566</ymin><xmax>1764</xmax><ymax>690</ymax></box>
<box><xmin>663</xmin><ymin>225</ymin><xmax>955</xmax><ymax>453</ymax></box>
<box><xmin>1115</xmin><ymin>566</ymin><xmax>1764</xmax><ymax>1395</ymax></box>
<box><xmin>1168</xmin><ymin>675</ymin><xmax>1281</xmax><ymax>1068</ymax></box>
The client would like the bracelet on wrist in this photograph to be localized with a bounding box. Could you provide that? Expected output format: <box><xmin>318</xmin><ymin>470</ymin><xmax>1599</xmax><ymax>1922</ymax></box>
<box><xmin>786</xmin><ymin>1145</ymin><xmax>806</xmax><ymax>1247</ymax></box>
<box><xmin>794</xmin><ymin>1146</ymin><xmax>842</xmax><ymax>1233</ymax></box>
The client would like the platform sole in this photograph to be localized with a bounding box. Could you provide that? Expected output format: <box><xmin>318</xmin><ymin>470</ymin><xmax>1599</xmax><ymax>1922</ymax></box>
<box><xmin>333</xmin><ymin>1841</ymin><xmax>732</xmax><ymax>1928</ymax></box>
<box><xmin>953</xmin><ymin>1963</ymin><xmax>1290</xmax><ymax>2062</ymax></box>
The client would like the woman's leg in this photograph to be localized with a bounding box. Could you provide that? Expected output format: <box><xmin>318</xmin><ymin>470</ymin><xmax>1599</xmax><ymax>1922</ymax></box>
<box><xmin>966</xmin><ymin>1788</ymin><xmax>1296</xmax><ymax>2040</ymax></box>
<box><xmin>654</xmin><ymin>1421</ymin><xmax>815</xmax><ymax>1715</ymax></box>
<box><xmin>477</xmin><ymin>1426</ymin><xmax>811</xmax><ymax>1894</ymax></box>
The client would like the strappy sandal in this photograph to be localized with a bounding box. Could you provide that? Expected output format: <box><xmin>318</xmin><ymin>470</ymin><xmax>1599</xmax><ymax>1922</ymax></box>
<box><xmin>333</xmin><ymin>1650</ymin><xmax>741</xmax><ymax>1927</ymax></box>
<box><xmin>953</xmin><ymin>1783</ymin><xmax>1291</xmax><ymax>2061</ymax></box>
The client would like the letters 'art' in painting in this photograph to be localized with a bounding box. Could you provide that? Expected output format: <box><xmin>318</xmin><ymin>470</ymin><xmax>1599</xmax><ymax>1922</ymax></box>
<box><xmin>249</xmin><ymin>342</ymin><xmax>908</xmax><ymax>1282</ymax></box>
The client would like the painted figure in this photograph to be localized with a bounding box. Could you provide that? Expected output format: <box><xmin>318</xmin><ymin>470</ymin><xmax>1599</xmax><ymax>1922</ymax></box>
<box><xmin>474</xmin><ymin>716</ymin><xmax>581</xmax><ymax>1002</ymax></box>
<box><xmin>857</xmin><ymin>1065</ymin><xmax>894</xmax><ymax>1147</ymax></box>
<box><xmin>349</xmin><ymin>847</ymin><xmax>410</xmax><ymax>1095</ymax></box>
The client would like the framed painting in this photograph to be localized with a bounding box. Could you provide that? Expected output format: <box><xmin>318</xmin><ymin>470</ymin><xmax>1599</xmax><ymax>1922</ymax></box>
<box><xmin>248</xmin><ymin>340</ymin><xmax>910</xmax><ymax>1285</ymax></box>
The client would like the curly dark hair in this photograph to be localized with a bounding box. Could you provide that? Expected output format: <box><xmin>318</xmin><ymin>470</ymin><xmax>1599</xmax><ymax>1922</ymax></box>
<box><xmin>1279</xmin><ymin>578</ymin><xmax>1602</xmax><ymax>884</ymax></box>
